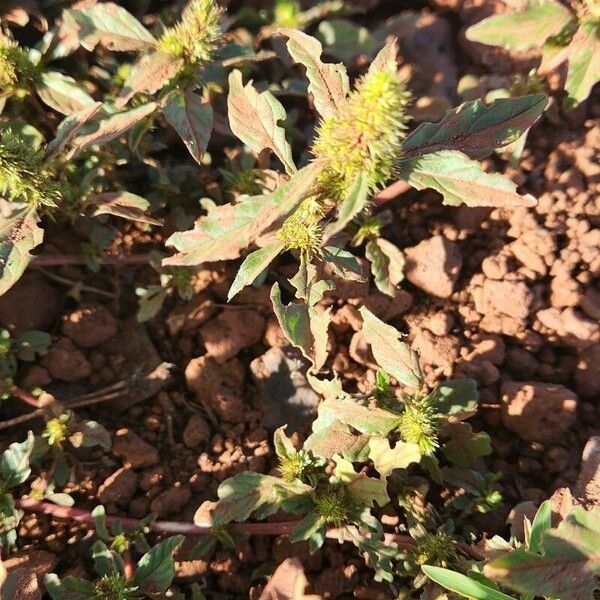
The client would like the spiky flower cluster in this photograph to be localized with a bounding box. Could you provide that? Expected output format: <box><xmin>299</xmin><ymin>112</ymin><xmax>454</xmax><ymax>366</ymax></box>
<box><xmin>0</xmin><ymin>132</ymin><xmax>61</xmax><ymax>207</ymax></box>
<box><xmin>409</xmin><ymin>530</ymin><xmax>457</xmax><ymax>568</ymax></box>
<box><xmin>314</xmin><ymin>488</ymin><xmax>347</xmax><ymax>526</ymax></box>
<box><xmin>0</xmin><ymin>36</ymin><xmax>36</xmax><ymax>92</ymax></box>
<box><xmin>278</xmin><ymin>448</ymin><xmax>321</xmax><ymax>483</ymax></box>
<box><xmin>93</xmin><ymin>574</ymin><xmax>140</xmax><ymax>600</ymax></box>
<box><xmin>158</xmin><ymin>0</ymin><xmax>222</xmax><ymax>66</ymax></box>
<box><xmin>278</xmin><ymin>197</ymin><xmax>326</xmax><ymax>257</ymax></box>
<box><xmin>43</xmin><ymin>414</ymin><xmax>70</xmax><ymax>446</ymax></box>
<box><xmin>312</xmin><ymin>60</ymin><xmax>410</xmax><ymax>203</ymax></box>
<box><xmin>398</xmin><ymin>399</ymin><xmax>439</xmax><ymax>456</ymax></box>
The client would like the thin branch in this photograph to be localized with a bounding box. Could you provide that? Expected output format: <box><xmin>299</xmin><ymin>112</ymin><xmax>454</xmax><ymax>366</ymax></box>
<box><xmin>38</xmin><ymin>268</ymin><xmax>117</xmax><ymax>299</ymax></box>
<box><xmin>10</xmin><ymin>386</ymin><xmax>43</xmax><ymax>408</ymax></box>
<box><xmin>16</xmin><ymin>498</ymin><xmax>416</xmax><ymax>547</ymax></box>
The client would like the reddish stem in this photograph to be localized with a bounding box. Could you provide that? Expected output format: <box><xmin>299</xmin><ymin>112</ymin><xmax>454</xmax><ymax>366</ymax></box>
<box><xmin>11</xmin><ymin>386</ymin><xmax>42</xmax><ymax>409</ymax></box>
<box><xmin>16</xmin><ymin>498</ymin><xmax>415</xmax><ymax>548</ymax></box>
<box><xmin>31</xmin><ymin>254</ymin><xmax>153</xmax><ymax>267</ymax></box>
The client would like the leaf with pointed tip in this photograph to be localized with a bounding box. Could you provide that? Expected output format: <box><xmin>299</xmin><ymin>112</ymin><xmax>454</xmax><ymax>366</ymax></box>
<box><xmin>365</xmin><ymin>238</ymin><xmax>404</xmax><ymax>297</ymax></box>
<box><xmin>227</xmin><ymin>69</ymin><xmax>295</xmax><ymax>174</ymax></box>
<box><xmin>45</xmin><ymin>102</ymin><xmax>102</xmax><ymax>160</ymax></box>
<box><xmin>422</xmin><ymin>566</ymin><xmax>517</xmax><ymax>600</ymax></box>
<box><xmin>289</xmin><ymin>257</ymin><xmax>334</xmax><ymax>307</ymax></box>
<box><xmin>442</xmin><ymin>422</ymin><xmax>491</xmax><ymax>468</ymax></box>
<box><xmin>279</xmin><ymin>28</ymin><xmax>349</xmax><ymax>118</ymax></box>
<box><xmin>270</xmin><ymin>283</ymin><xmax>330</xmax><ymax>369</ymax></box>
<box><xmin>396</xmin><ymin>150</ymin><xmax>537</xmax><ymax>208</ymax></box>
<box><xmin>485</xmin><ymin>505</ymin><xmax>600</xmax><ymax>600</ymax></box>
<box><xmin>35</xmin><ymin>71</ymin><xmax>96</xmax><ymax>116</ymax></box>
<box><xmin>400</xmin><ymin>95</ymin><xmax>547</xmax><ymax>159</ymax></box>
<box><xmin>228</xmin><ymin>242</ymin><xmax>284</xmax><ymax>300</ymax></box>
<box><xmin>1</xmin><ymin>431</ymin><xmax>34</xmax><ymax>487</ymax></box>
<box><xmin>305</xmin><ymin>420</ymin><xmax>371</xmax><ymax>461</ymax></box>
<box><xmin>163</xmin><ymin>89</ymin><xmax>213</xmax><ymax>165</ymax></box>
<box><xmin>368</xmin><ymin>437</ymin><xmax>421</xmax><ymax>477</ymax></box>
<box><xmin>324</xmin><ymin>173</ymin><xmax>369</xmax><ymax>241</ymax></box>
<box><xmin>117</xmin><ymin>51</ymin><xmax>183</xmax><ymax>108</ymax></box>
<box><xmin>71</xmin><ymin>102</ymin><xmax>157</xmax><ymax>155</ymax></box>
<box><xmin>45</xmin><ymin>574</ymin><xmax>97</xmax><ymax>600</ymax></box>
<box><xmin>565</xmin><ymin>23</ymin><xmax>600</xmax><ymax>108</ymax></box>
<box><xmin>0</xmin><ymin>201</ymin><xmax>43</xmax><ymax>296</ymax></box>
<box><xmin>359</xmin><ymin>306</ymin><xmax>423</xmax><ymax>388</ymax></box>
<box><xmin>465</xmin><ymin>1</ymin><xmax>573</xmax><ymax>52</ymax></box>
<box><xmin>134</xmin><ymin>535</ymin><xmax>184</xmax><ymax>594</ymax></box>
<box><xmin>71</xmin><ymin>3</ymin><xmax>157</xmax><ymax>52</ymax></box>
<box><xmin>164</xmin><ymin>162</ymin><xmax>320</xmax><ymax>267</ymax></box>
<box><xmin>90</xmin><ymin>192</ymin><xmax>161</xmax><ymax>225</ymax></box>
<box><xmin>430</xmin><ymin>378</ymin><xmax>479</xmax><ymax>418</ymax></box>
<box><xmin>332</xmin><ymin>455</ymin><xmax>389</xmax><ymax>508</ymax></box>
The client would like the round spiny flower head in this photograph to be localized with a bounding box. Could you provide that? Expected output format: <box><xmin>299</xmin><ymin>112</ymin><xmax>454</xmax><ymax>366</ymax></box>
<box><xmin>93</xmin><ymin>574</ymin><xmax>140</xmax><ymax>600</ymax></box>
<box><xmin>0</xmin><ymin>36</ymin><xmax>38</xmax><ymax>91</ymax></box>
<box><xmin>278</xmin><ymin>197</ymin><xmax>325</xmax><ymax>257</ymax></box>
<box><xmin>409</xmin><ymin>530</ymin><xmax>457</xmax><ymax>568</ymax></box>
<box><xmin>158</xmin><ymin>0</ymin><xmax>222</xmax><ymax>66</ymax></box>
<box><xmin>314</xmin><ymin>488</ymin><xmax>347</xmax><ymax>526</ymax></box>
<box><xmin>278</xmin><ymin>448</ymin><xmax>320</xmax><ymax>483</ymax></box>
<box><xmin>398</xmin><ymin>400</ymin><xmax>439</xmax><ymax>457</ymax></box>
<box><xmin>43</xmin><ymin>415</ymin><xmax>70</xmax><ymax>446</ymax></box>
<box><xmin>312</xmin><ymin>55</ymin><xmax>410</xmax><ymax>203</ymax></box>
<box><xmin>0</xmin><ymin>131</ymin><xmax>62</xmax><ymax>208</ymax></box>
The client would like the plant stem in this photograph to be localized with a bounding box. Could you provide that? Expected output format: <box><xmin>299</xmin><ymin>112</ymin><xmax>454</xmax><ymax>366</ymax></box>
<box><xmin>31</xmin><ymin>254</ymin><xmax>153</xmax><ymax>267</ymax></box>
<box><xmin>16</xmin><ymin>498</ymin><xmax>415</xmax><ymax>547</ymax></box>
<box><xmin>11</xmin><ymin>386</ymin><xmax>43</xmax><ymax>408</ymax></box>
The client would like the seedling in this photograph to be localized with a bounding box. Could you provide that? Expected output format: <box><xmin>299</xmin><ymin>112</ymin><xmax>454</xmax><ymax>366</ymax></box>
<box><xmin>466</xmin><ymin>0</ymin><xmax>600</xmax><ymax>109</ymax></box>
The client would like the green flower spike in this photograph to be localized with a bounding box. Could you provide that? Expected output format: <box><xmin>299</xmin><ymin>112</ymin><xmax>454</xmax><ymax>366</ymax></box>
<box><xmin>158</xmin><ymin>0</ymin><xmax>222</xmax><ymax>66</ymax></box>
<box><xmin>312</xmin><ymin>42</ymin><xmax>411</xmax><ymax>203</ymax></box>
<box><xmin>398</xmin><ymin>398</ymin><xmax>439</xmax><ymax>457</ymax></box>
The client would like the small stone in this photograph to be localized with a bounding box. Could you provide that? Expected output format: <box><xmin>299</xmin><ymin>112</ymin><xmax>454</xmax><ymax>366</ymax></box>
<box><xmin>62</xmin><ymin>303</ymin><xmax>118</xmax><ymax>348</ymax></box>
<box><xmin>404</xmin><ymin>235</ymin><xmax>462</xmax><ymax>298</ymax></box>
<box><xmin>200</xmin><ymin>309</ymin><xmax>265</xmax><ymax>363</ymax></box>
<box><xmin>185</xmin><ymin>355</ymin><xmax>245</xmax><ymax>422</ymax></box>
<box><xmin>500</xmin><ymin>381</ymin><xmax>578</xmax><ymax>443</ymax></box>
<box><xmin>481</xmin><ymin>254</ymin><xmax>510</xmax><ymax>280</ymax></box>
<box><xmin>423</xmin><ymin>311</ymin><xmax>454</xmax><ymax>336</ymax></box>
<box><xmin>182</xmin><ymin>414</ymin><xmax>211</xmax><ymax>448</ymax></box>
<box><xmin>43</xmin><ymin>337</ymin><xmax>91</xmax><ymax>382</ymax></box>
<box><xmin>467</xmin><ymin>333</ymin><xmax>505</xmax><ymax>365</ymax></box>
<box><xmin>150</xmin><ymin>484</ymin><xmax>191</xmax><ymax>517</ymax></box>
<box><xmin>574</xmin><ymin>344</ymin><xmax>600</xmax><ymax>398</ymax></box>
<box><xmin>479</xmin><ymin>280</ymin><xmax>533</xmax><ymax>320</ymax></box>
<box><xmin>98</xmin><ymin>467</ymin><xmax>138</xmax><ymax>506</ymax></box>
<box><xmin>250</xmin><ymin>346</ymin><xmax>319</xmax><ymax>432</ymax></box>
<box><xmin>112</xmin><ymin>428</ymin><xmax>159</xmax><ymax>468</ymax></box>
<box><xmin>574</xmin><ymin>436</ymin><xmax>600</xmax><ymax>505</ymax></box>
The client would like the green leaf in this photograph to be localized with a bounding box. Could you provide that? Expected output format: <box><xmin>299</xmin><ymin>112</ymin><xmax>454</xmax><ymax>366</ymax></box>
<box><xmin>0</xmin><ymin>201</ymin><xmax>43</xmax><ymax>296</ymax></box>
<box><xmin>422</xmin><ymin>566</ymin><xmax>517</xmax><ymax>600</ymax></box>
<box><xmin>305</xmin><ymin>420</ymin><xmax>371</xmax><ymax>461</ymax></box>
<box><xmin>227</xmin><ymin>69</ymin><xmax>295</xmax><ymax>174</ymax></box>
<box><xmin>289</xmin><ymin>256</ymin><xmax>334</xmax><ymax>307</ymax></box>
<box><xmin>279</xmin><ymin>28</ymin><xmax>349</xmax><ymax>119</ymax></box>
<box><xmin>90</xmin><ymin>191</ymin><xmax>161</xmax><ymax>225</ymax></box>
<box><xmin>290</xmin><ymin>512</ymin><xmax>326</xmax><ymax>550</ymax></box>
<box><xmin>44</xmin><ymin>574</ymin><xmax>97</xmax><ymax>600</ymax></box>
<box><xmin>2</xmin><ymin>431</ymin><xmax>34</xmax><ymax>487</ymax></box>
<box><xmin>210</xmin><ymin>472</ymin><xmax>311</xmax><ymax>524</ymax></box>
<box><xmin>365</xmin><ymin>238</ymin><xmax>405</xmax><ymax>297</ymax></box>
<box><xmin>163</xmin><ymin>89</ymin><xmax>213</xmax><ymax>165</ymax></box>
<box><xmin>270</xmin><ymin>283</ymin><xmax>330</xmax><ymax>370</ymax></box>
<box><xmin>136</xmin><ymin>285</ymin><xmax>168</xmax><ymax>322</ymax></box>
<box><xmin>368</xmin><ymin>437</ymin><xmax>421</xmax><ymax>477</ymax></box>
<box><xmin>92</xmin><ymin>540</ymin><xmax>123</xmax><ymax>576</ymax></box>
<box><xmin>359</xmin><ymin>306</ymin><xmax>423</xmax><ymax>388</ymax></box>
<box><xmin>323</xmin><ymin>173</ymin><xmax>369</xmax><ymax>241</ymax></box>
<box><xmin>397</xmin><ymin>150</ymin><xmax>536</xmax><ymax>208</ymax></box>
<box><xmin>564</xmin><ymin>23</ymin><xmax>600</xmax><ymax>108</ymax></box>
<box><xmin>442</xmin><ymin>422</ymin><xmax>492</xmax><ymax>468</ymax></box>
<box><xmin>400</xmin><ymin>95</ymin><xmax>547</xmax><ymax>159</ymax></box>
<box><xmin>133</xmin><ymin>535</ymin><xmax>184</xmax><ymax>595</ymax></box>
<box><xmin>484</xmin><ymin>506</ymin><xmax>600</xmax><ymax>600</ymax></box>
<box><xmin>323</xmin><ymin>246</ymin><xmax>364</xmax><ymax>281</ymax></box>
<box><xmin>69</xmin><ymin>420</ymin><xmax>112</xmax><ymax>450</ymax></box>
<box><xmin>430</xmin><ymin>379</ymin><xmax>479</xmax><ymax>417</ymax></box>
<box><xmin>332</xmin><ymin>455</ymin><xmax>389</xmax><ymax>508</ymax></box>
<box><xmin>71</xmin><ymin>102</ymin><xmax>158</xmax><ymax>155</ymax></box>
<box><xmin>71</xmin><ymin>3</ymin><xmax>157</xmax><ymax>52</ymax></box>
<box><xmin>164</xmin><ymin>161</ymin><xmax>320</xmax><ymax>266</ymax></box>
<box><xmin>117</xmin><ymin>51</ymin><xmax>183</xmax><ymax>108</ymax></box>
<box><xmin>91</xmin><ymin>505</ymin><xmax>111</xmax><ymax>542</ymax></box>
<box><xmin>465</xmin><ymin>1</ymin><xmax>573</xmax><ymax>52</ymax></box>
<box><xmin>315</xmin><ymin>19</ymin><xmax>377</xmax><ymax>63</ymax></box>
<box><xmin>13</xmin><ymin>331</ymin><xmax>51</xmax><ymax>361</ymax></box>
<box><xmin>227</xmin><ymin>242</ymin><xmax>284</xmax><ymax>300</ymax></box>
<box><xmin>35</xmin><ymin>71</ymin><xmax>96</xmax><ymax>116</ymax></box>
<box><xmin>529</xmin><ymin>500</ymin><xmax>552</xmax><ymax>554</ymax></box>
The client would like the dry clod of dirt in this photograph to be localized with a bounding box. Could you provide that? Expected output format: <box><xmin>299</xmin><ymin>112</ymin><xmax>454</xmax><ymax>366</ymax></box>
<box><xmin>97</xmin><ymin>467</ymin><xmax>138</xmax><ymax>506</ymax></box>
<box><xmin>4</xmin><ymin>550</ymin><xmax>58</xmax><ymax>583</ymax></box>
<box><xmin>250</xmin><ymin>346</ymin><xmax>320</xmax><ymax>432</ymax></box>
<box><xmin>0</xmin><ymin>567</ymin><xmax>41</xmax><ymax>600</ymax></box>
<box><xmin>150</xmin><ymin>483</ymin><xmax>192</xmax><ymax>517</ymax></box>
<box><xmin>112</xmin><ymin>428</ymin><xmax>160</xmax><ymax>468</ymax></box>
<box><xmin>358</xmin><ymin>289</ymin><xmax>414</xmax><ymax>321</ymax></box>
<box><xmin>200</xmin><ymin>308</ymin><xmax>265</xmax><ymax>363</ymax></box>
<box><xmin>412</xmin><ymin>328</ymin><xmax>461</xmax><ymax>368</ymax></box>
<box><xmin>0</xmin><ymin>272</ymin><xmax>62</xmax><ymax>335</ymax></box>
<box><xmin>43</xmin><ymin>337</ymin><xmax>91</xmax><ymax>382</ymax></box>
<box><xmin>62</xmin><ymin>303</ymin><xmax>118</xmax><ymax>348</ymax></box>
<box><xmin>574</xmin><ymin>436</ymin><xmax>600</xmax><ymax>506</ymax></box>
<box><xmin>313</xmin><ymin>564</ymin><xmax>359</xmax><ymax>599</ymax></box>
<box><xmin>166</xmin><ymin>294</ymin><xmax>217</xmax><ymax>336</ymax></box>
<box><xmin>535</xmin><ymin>307</ymin><xmax>600</xmax><ymax>349</ymax></box>
<box><xmin>500</xmin><ymin>381</ymin><xmax>578</xmax><ymax>443</ymax></box>
<box><xmin>404</xmin><ymin>235</ymin><xmax>462</xmax><ymax>298</ymax></box>
<box><xmin>21</xmin><ymin>366</ymin><xmax>52</xmax><ymax>390</ymax></box>
<box><xmin>475</xmin><ymin>279</ymin><xmax>533</xmax><ymax>321</ymax></box>
<box><xmin>574</xmin><ymin>343</ymin><xmax>600</xmax><ymax>399</ymax></box>
<box><xmin>185</xmin><ymin>355</ymin><xmax>246</xmax><ymax>422</ymax></box>
<box><xmin>182</xmin><ymin>413</ymin><xmax>211</xmax><ymax>448</ymax></box>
